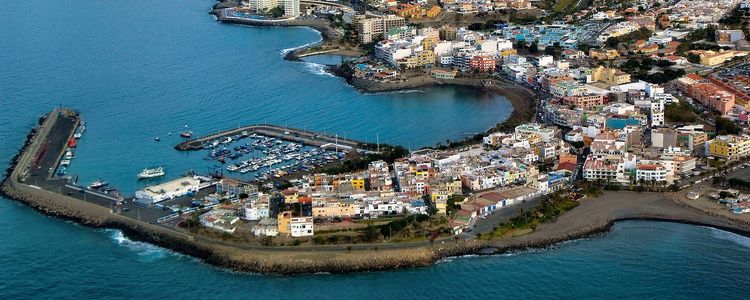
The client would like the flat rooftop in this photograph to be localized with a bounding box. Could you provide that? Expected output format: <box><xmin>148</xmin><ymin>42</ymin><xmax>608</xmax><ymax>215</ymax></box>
<box><xmin>141</xmin><ymin>177</ymin><xmax>200</xmax><ymax>197</ymax></box>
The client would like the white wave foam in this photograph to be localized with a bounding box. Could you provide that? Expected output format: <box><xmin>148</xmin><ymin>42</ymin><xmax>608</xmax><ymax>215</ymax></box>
<box><xmin>280</xmin><ymin>38</ymin><xmax>323</xmax><ymax>56</ymax></box>
<box><xmin>708</xmin><ymin>227</ymin><xmax>750</xmax><ymax>248</ymax></box>
<box><xmin>106</xmin><ymin>229</ymin><xmax>175</xmax><ymax>259</ymax></box>
<box><xmin>363</xmin><ymin>89</ymin><xmax>424</xmax><ymax>96</ymax></box>
<box><xmin>437</xmin><ymin>254</ymin><xmax>478</xmax><ymax>264</ymax></box>
<box><xmin>304</xmin><ymin>62</ymin><xmax>335</xmax><ymax>77</ymax></box>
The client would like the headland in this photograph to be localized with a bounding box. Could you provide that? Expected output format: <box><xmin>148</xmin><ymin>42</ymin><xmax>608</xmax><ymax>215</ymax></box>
<box><xmin>3</xmin><ymin>108</ymin><xmax>750</xmax><ymax>275</ymax></box>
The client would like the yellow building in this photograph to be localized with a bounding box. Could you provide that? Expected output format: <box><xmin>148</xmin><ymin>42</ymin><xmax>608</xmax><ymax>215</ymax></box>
<box><xmin>399</xmin><ymin>50</ymin><xmax>436</xmax><ymax>69</ymax></box>
<box><xmin>589</xmin><ymin>49</ymin><xmax>619</xmax><ymax>60</ymax></box>
<box><xmin>591</xmin><ymin>66</ymin><xmax>631</xmax><ymax>86</ymax></box>
<box><xmin>425</xmin><ymin>5</ymin><xmax>441</xmax><ymax>18</ymax></box>
<box><xmin>499</xmin><ymin>48</ymin><xmax>517</xmax><ymax>57</ymax></box>
<box><xmin>421</xmin><ymin>36</ymin><xmax>439</xmax><ymax>50</ymax></box>
<box><xmin>431</xmin><ymin>192</ymin><xmax>449</xmax><ymax>214</ymax></box>
<box><xmin>696</xmin><ymin>50</ymin><xmax>737</xmax><ymax>67</ymax></box>
<box><xmin>312</xmin><ymin>201</ymin><xmax>357</xmax><ymax>218</ymax></box>
<box><xmin>277</xmin><ymin>211</ymin><xmax>292</xmax><ymax>234</ymax></box>
<box><xmin>282</xmin><ymin>190</ymin><xmax>298</xmax><ymax>203</ymax></box>
<box><xmin>351</xmin><ymin>177</ymin><xmax>365</xmax><ymax>190</ymax></box>
<box><xmin>708</xmin><ymin>135</ymin><xmax>750</xmax><ymax>160</ymax></box>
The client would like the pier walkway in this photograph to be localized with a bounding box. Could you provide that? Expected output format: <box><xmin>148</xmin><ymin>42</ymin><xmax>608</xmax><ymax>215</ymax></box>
<box><xmin>175</xmin><ymin>124</ymin><xmax>379</xmax><ymax>154</ymax></box>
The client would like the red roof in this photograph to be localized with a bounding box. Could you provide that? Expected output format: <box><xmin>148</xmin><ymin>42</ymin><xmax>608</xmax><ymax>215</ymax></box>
<box><xmin>557</xmin><ymin>161</ymin><xmax>577</xmax><ymax>172</ymax></box>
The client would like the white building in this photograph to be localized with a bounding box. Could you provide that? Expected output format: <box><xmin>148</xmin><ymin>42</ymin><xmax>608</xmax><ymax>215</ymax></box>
<box><xmin>479</xmin><ymin>38</ymin><xmax>513</xmax><ymax>56</ymax></box>
<box><xmin>650</xmin><ymin>99</ymin><xmax>665</xmax><ymax>127</ymax></box>
<box><xmin>243</xmin><ymin>202</ymin><xmax>270</xmax><ymax>220</ymax></box>
<box><xmin>514</xmin><ymin>123</ymin><xmax>558</xmax><ymax>142</ymax></box>
<box><xmin>635</xmin><ymin>163</ymin><xmax>668</xmax><ymax>183</ymax></box>
<box><xmin>583</xmin><ymin>155</ymin><xmax>626</xmax><ymax>183</ymax></box>
<box><xmin>135</xmin><ymin>177</ymin><xmax>201</xmax><ymax>204</ymax></box>
<box><xmin>290</xmin><ymin>217</ymin><xmax>314</xmax><ymax>237</ymax></box>
<box><xmin>200</xmin><ymin>209</ymin><xmax>239</xmax><ymax>234</ymax></box>
<box><xmin>252</xmin><ymin>218</ymin><xmax>279</xmax><ymax>236</ymax></box>
<box><xmin>243</xmin><ymin>0</ymin><xmax>280</xmax><ymax>13</ymax></box>
<box><xmin>283</xmin><ymin>0</ymin><xmax>300</xmax><ymax>17</ymax></box>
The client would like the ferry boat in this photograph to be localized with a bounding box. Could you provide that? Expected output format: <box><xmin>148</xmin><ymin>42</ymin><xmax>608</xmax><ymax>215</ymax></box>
<box><xmin>180</xmin><ymin>131</ymin><xmax>193</xmax><ymax>138</ymax></box>
<box><xmin>137</xmin><ymin>167</ymin><xmax>165</xmax><ymax>179</ymax></box>
<box><xmin>89</xmin><ymin>180</ymin><xmax>108</xmax><ymax>189</ymax></box>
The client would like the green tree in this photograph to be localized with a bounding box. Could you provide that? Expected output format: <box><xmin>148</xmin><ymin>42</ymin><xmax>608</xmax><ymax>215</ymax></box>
<box><xmin>269</xmin><ymin>6</ymin><xmax>284</xmax><ymax>18</ymax></box>
<box><xmin>362</xmin><ymin>224</ymin><xmax>379</xmax><ymax>242</ymax></box>
<box><xmin>687</xmin><ymin>53</ymin><xmax>701</xmax><ymax>64</ymax></box>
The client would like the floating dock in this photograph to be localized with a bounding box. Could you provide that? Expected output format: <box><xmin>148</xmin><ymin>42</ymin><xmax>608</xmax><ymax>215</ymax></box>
<box><xmin>174</xmin><ymin>124</ymin><xmax>379</xmax><ymax>154</ymax></box>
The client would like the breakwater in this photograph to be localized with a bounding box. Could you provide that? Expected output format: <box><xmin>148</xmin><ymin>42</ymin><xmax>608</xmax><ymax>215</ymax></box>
<box><xmin>174</xmin><ymin>124</ymin><xmax>374</xmax><ymax>153</ymax></box>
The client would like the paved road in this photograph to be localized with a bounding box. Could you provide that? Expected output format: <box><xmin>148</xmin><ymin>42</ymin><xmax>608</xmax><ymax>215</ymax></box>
<box><xmin>468</xmin><ymin>195</ymin><xmax>545</xmax><ymax>236</ymax></box>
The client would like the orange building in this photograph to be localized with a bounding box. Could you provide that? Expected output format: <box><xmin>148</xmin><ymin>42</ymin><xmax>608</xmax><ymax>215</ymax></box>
<box><xmin>469</xmin><ymin>55</ymin><xmax>496</xmax><ymax>72</ymax></box>
<box><xmin>559</xmin><ymin>154</ymin><xmax>577</xmax><ymax>165</ymax></box>
<box><xmin>562</xmin><ymin>94</ymin><xmax>605</xmax><ymax>109</ymax></box>
<box><xmin>689</xmin><ymin>83</ymin><xmax>735</xmax><ymax>115</ymax></box>
<box><xmin>425</xmin><ymin>5</ymin><xmax>441</xmax><ymax>18</ymax></box>
<box><xmin>389</xmin><ymin>3</ymin><xmax>420</xmax><ymax>19</ymax></box>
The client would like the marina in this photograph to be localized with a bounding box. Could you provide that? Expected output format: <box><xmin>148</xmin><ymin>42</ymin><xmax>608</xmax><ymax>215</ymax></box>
<box><xmin>175</xmin><ymin>124</ymin><xmax>377</xmax><ymax>154</ymax></box>
<box><xmin>201</xmin><ymin>132</ymin><xmax>346</xmax><ymax>182</ymax></box>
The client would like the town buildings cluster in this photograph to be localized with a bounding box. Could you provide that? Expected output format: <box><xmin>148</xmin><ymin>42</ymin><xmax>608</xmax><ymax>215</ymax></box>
<box><xmin>241</xmin><ymin>0</ymin><xmax>301</xmax><ymax>18</ymax></box>
<box><xmin>188</xmin><ymin>0</ymin><xmax>750</xmax><ymax>241</ymax></box>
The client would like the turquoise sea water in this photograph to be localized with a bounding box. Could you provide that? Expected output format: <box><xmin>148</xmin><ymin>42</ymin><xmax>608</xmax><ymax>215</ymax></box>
<box><xmin>2</xmin><ymin>0</ymin><xmax>750</xmax><ymax>298</ymax></box>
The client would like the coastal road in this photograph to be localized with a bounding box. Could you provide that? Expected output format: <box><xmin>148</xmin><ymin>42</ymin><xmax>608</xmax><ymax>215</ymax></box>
<box><xmin>469</xmin><ymin>195</ymin><xmax>545</xmax><ymax>236</ymax></box>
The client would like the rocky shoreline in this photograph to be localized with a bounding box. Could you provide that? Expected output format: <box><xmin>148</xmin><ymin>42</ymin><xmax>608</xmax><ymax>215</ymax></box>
<box><xmin>5</xmin><ymin>161</ymin><xmax>750</xmax><ymax>275</ymax></box>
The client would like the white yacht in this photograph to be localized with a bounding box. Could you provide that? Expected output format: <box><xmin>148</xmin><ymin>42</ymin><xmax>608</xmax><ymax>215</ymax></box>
<box><xmin>137</xmin><ymin>167</ymin><xmax>165</xmax><ymax>179</ymax></box>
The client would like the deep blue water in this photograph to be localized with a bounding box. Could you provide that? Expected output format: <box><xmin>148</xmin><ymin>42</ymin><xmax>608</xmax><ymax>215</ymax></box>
<box><xmin>1</xmin><ymin>0</ymin><xmax>750</xmax><ymax>298</ymax></box>
<box><xmin>0</xmin><ymin>0</ymin><xmax>512</xmax><ymax>193</ymax></box>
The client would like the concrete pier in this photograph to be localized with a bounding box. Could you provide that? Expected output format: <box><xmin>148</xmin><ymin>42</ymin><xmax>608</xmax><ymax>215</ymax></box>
<box><xmin>174</xmin><ymin>124</ymin><xmax>379</xmax><ymax>154</ymax></box>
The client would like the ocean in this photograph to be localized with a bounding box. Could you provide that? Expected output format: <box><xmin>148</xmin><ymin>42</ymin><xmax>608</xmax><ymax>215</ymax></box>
<box><xmin>1</xmin><ymin>0</ymin><xmax>749</xmax><ymax>298</ymax></box>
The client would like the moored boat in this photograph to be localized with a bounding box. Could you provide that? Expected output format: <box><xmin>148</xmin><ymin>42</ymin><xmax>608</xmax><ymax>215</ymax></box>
<box><xmin>89</xmin><ymin>180</ymin><xmax>108</xmax><ymax>189</ymax></box>
<box><xmin>137</xmin><ymin>167</ymin><xmax>165</xmax><ymax>179</ymax></box>
<box><xmin>180</xmin><ymin>131</ymin><xmax>193</xmax><ymax>138</ymax></box>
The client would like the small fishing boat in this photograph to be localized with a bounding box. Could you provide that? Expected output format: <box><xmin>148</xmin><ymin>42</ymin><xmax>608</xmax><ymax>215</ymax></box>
<box><xmin>180</xmin><ymin>131</ymin><xmax>193</xmax><ymax>138</ymax></box>
<box><xmin>137</xmin><ymin>167</ymin><xmax>165</xmax><ymax>179</ymax></box>
<box><xmin>154</xmin><ymin>137</ymin><xmax>161</xmax><ymax>142</ymax></box>
<box><xmin>89</xmin><ymin>180</ymin><xmax>108</xmax><ymax>189</ymax></box>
